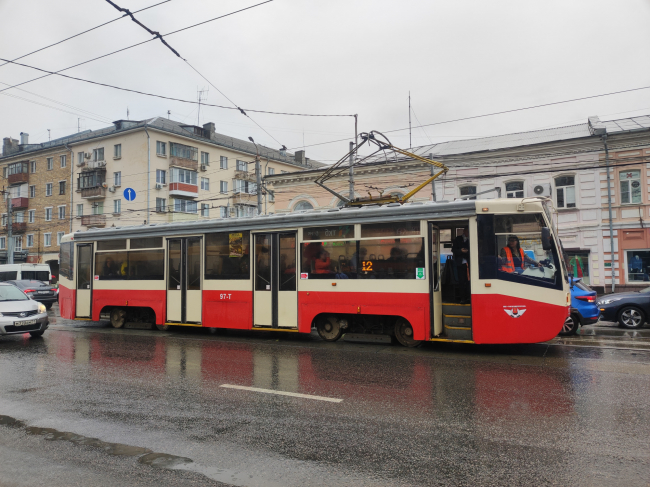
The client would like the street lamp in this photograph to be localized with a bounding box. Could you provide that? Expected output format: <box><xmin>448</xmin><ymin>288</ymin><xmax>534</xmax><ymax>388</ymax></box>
<box><xmin>248</xmin><ymin>137</ymin><xmax>262</xmax><ymax>215</ymax></box>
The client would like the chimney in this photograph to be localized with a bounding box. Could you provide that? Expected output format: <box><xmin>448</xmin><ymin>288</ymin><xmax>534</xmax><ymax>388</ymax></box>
<box><xmin>294</xmin><ymin>150</ymin><xmax>306</xmax><ymax>165</ymax></box>
<box><xmin>588</xmin><ymin>116</ymin><xmax>607</xmax><ymax>136</ymax></box>
<box><xmin>203</xmin><ymin>122</ymin><xmax>215</xmax><ymax>139</ymax></box>
<box><xmin>20</xmin><ymin>132</ymin><xmax>29</xmax><ymax>145</ymax></box>
<box><xmin>2</xmin><ymin>137</ymin><xmax>19</xmax><ymax>156</ymax></box>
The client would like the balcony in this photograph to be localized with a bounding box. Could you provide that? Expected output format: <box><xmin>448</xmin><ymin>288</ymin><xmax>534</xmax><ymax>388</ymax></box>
<box><xmin>10</xmin><ymin>197</ymin><xmax>28</xmax><ymax>209</ymax></box>
<box><xmin>232</xmin><ymin>192</ymin><xmax>257</xmax><ymax>205</ymax></box>
<box><xmin>169</xmin><ymin>156</ymin><xmax>198</xmax><ymax>171</ymax></box>
<box><xmin>6</xmin><ymin>222</ymin><xmax>26</xmax><ymax>233</ymax></box>
<box><xmin>80</xmin><ymin>186</ymin><xmax>106</xmax><ymax>199</ymax></box>
<box><xmin>86</xmin><ymin>160</ymin><xmax>107</xmax><ymax>169</ymax></box>
<box><xmin>8</xmin><ymin>172</ymin><xmax>29</xmax><ymax>185</ymax></box>
<box><xmin>234</xmin><ymin>170</ymin><xmax>257</xmax><ymax>182</ymax></box>
<box><xmin>81</xmin><ymin>215</ymin><xmax>106</xmax><ymax>227</ymax></box>
<box><xmin>169</xmin><ymin>182</ymin><xmax>198</xmax><ymax>198</ymax></box>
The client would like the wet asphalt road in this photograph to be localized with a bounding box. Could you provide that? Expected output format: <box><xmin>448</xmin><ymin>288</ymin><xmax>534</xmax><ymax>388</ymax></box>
<box><xmin>1</xmin><ymin>308</ymin><xmax>650</xmax><ymax>486</ymax></box>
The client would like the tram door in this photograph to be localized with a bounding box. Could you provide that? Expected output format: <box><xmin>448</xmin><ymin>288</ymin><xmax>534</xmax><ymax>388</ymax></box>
<box><xmin>167</xmin><ymin>237</ymin><xmax>202</xmax><ymax>323</ymax></box>
<box><xmin>253</xmin><ymin>232</ymin><xmax>298</xmax><ymax>328</ymax></box>
<box><xmin>429</xmin><ymin>224</ymin><xmax>443</xmax><ymax>336</ymax></box>
<box><xmin>76</xmin><ymin>244</ymin><xmax>93</xmax><ymax>318</ymax></box>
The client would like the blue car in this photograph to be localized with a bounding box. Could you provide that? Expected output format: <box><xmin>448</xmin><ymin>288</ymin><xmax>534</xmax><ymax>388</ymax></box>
<box><xmin>560</xmin><ymin>278</ymin><xmax>599</xmax><ymax>336</ymax></box>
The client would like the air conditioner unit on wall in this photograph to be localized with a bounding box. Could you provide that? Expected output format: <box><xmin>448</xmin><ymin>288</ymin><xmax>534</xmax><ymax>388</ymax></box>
<box><xmin>97</xmin><ymin>161</ymin><xmax>106</xmax><ymax>167</ymax></box>
<box><xmin>108</xmin><ymin>187</ymin><xmax>116</xmax><ymax>193</ymax></box>
<box><xmin>155</xmin><ymin>183</ymin><xmax>163</xmax><ymax>190</ymax></box>
<box><xmin>200</xmin><ymin>164</ymin><xmax>207</xmax><ymax>171</ymax></box>
<box><xmin>532</xmin><ymin>183</ymin><xmax>552</xmax><ymax>197</ymax></box>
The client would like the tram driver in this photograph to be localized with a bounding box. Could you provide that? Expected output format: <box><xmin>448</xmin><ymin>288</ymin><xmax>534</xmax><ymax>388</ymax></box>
<box><xmin>499</xmin><ymin>235</ymin><xmax>543</xmax><ymax>274</ymax></box>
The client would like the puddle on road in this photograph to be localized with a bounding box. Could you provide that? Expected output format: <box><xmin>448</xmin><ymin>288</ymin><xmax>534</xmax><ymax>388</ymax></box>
<box><xmin>0</xmin><ymin>413</ymin><xmax>276</xmax><ymax>487</ymax></box>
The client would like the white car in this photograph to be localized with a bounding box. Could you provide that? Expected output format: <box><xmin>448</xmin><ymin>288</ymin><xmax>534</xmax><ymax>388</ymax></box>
<box><xmin>0</xmin><ymin>283</ymin><xmax>49</xmax><ymax>338</ymax></box>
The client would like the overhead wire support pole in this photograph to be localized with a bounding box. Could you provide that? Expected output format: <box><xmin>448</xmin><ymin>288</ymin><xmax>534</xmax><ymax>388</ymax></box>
<box><xmin>7</xmin><ymin>194</ymin><xmax>13</xmax><ymax>264</ymax></box>
<box><xmin>409</xmin><ymin>91</ymin><xmax>412</xmax><ymax>148</ymax></box>
<box><xmin>348</xmin><ymin>141</ymin><xmax>354</xmax><ymax>202</ymax></box>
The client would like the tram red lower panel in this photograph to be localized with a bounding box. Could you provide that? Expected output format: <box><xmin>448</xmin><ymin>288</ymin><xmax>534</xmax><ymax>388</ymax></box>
<box><xmin>297</xmin><ymin>291</ymin><xmax>430</xmax><ymax>339</ymax></box>
<box><xmin>202</xmin><ymin>291</ymin><xmax>253</xmax><ymax>329</ymax></box>
<box><xmin>59</xmin><ymin>285</ymin><xmax>75</xmax><ymax>320</ymax></box>
<box><xmin>471</xmin><ymin>293</ymin><xmax>569</xmax><ymax>344</ymax></box>
<box><xmin>92</xmin><ymin>289</ymin><xmax>166</xmax><ymax>324</ymax></box>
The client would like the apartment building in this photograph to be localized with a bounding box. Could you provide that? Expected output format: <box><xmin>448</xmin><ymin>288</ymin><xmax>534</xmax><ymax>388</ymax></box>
<box><xmin>0</xmin><ymin>118</ymin><xmax>322</xmax><ymax>274</ymax></box>
<box><xmin>266</xmin><ymin>115</ymin><xmax>650</xmax><ymax>293</ymax></box>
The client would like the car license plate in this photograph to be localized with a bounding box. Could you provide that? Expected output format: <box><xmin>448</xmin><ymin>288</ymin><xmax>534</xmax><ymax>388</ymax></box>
<box><xmin>38</xmin><ymin>291</ymin><xmax>49</xmax><ymax>294</ymax></box>
<box><xmin>14</xmin><ymin>319</ymin><xmax>37</xmax><ymax>327</ymax></box>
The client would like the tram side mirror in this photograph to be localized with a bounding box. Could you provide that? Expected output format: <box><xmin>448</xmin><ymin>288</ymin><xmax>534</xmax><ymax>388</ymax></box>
<box><xmin>568</xmin><ymin>273</ymin><xmax>575</xmax><ymax>288</ymax></box>
<box><xmin>541</xmin><ymin>227</ymin><xmax>552</xmax><ymax>251</ymax></box>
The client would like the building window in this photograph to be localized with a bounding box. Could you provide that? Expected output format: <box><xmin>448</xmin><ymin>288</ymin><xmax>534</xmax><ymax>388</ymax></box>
<box><xmin>59</xmin><ymin>181</ymin><xmax>66</xmax><ymax>195</ymax></box>
<box><xmin>76</xmin><ymin>204</ymin><xmax>83</xmax><ymax>217</ymax></box>
<box><xmin>113</xmin><ymin>199</ymin><xmax>121</xmax><ymax>214</ymax></box>
<box><xmin>201</xmin><ymin>203</ymin><xmax>209</xmax><ymax>217</ymax></box>
<box><xmin>57</xmin><ymin>232</ymin><xmax>65</xmax><ymax>246</ymax></box>
<box><xmin>60</xmin><ymin>155</ymin><xmax>67</xmax><ymax>168</ymax></box>
<box><xmin>220</xmin><ymin>207</ymin><xmax>227</xmax><ymax>218</ymax></box>
<box><xmin>293</xmin><ymin>200</ymin><xmax>314</xmax><ymax>211</ymax></box>
<box><xmin>45</xmin><ymin>207</ymin><xmax>52</xmax><ymax>221</ymax></box>
<box><xmin>234</xmin><ymin>179</ymin><xmax>248</xmax><ymax>194</ymax></box>
<box><xmin>92</xmin><ymin>202</ymin><xmax>104</xmax><ymax>215</ymax></box>
<box><xmin>44</xmin><ymin>233</ymin><xmax>51</xmax><ymax>247</ymax></box>
<box><xmin>30</xmin><ymin>161</ymin><xmax>36</xmax><ymax>173</ymax></box>
<box><xmin>235</xmin><ymin>205</ymin><xmax>255</xmax><ymax>218</ymax></box>
<box><xmin>2</xmin><ymin>214</ymin><xmax>6</xmax><ymax>226</ymax></box>
<box><xmin>14</xmin><ymin>211</ymin><xmax>23</xmax><ymax>223</ymax></box>
<box><xmin>155</xmin><ymin>169</ymin><xmax>166</xmax><ymax>185</ymax></box>
<box><xmin>156</xmin><ymin>198</ymin><xmax>166</xmax><ymax>212</ymax></box>
<box><xmin>156</xmin><ymin>141</ymin><xmax>166</xmax><ymax>156</ymax></box>
<box><xmin>0</xmin><ymin>237</ymin><xmax>5</xmax><ymax>249</ymax></box>
<box><xmin>58</xmin><ymin>206</ymin><xmax>66</xmax><ymax>219</ymax></box>
<box><xmin>14</xmin><ymin>236</ymin><xmax>22</xmax><ymax>252</ymax></box>
<box><xmin>170</xmin><ymin>142</ymin><xmax>198</xmax><ymax>161</ymax></box>
<box><xmin>201</xmin><ymin>177</ymin><xmax>209</xmax><ymax>190</ymax></box>
<box><xmin>78</xmin><ymin>151</ymin><xmax>84</xmax><ymax>165</ymax></box>
<box><xmin>236</xmin><ymin>160</ymin><xmax>247</xmax><ymax>171</ymax></box>
<box><xmin>555</xmin><ymin>176</ymin><xmax>576</xmax><ymax>209</ymax></box>
<box><xmin>173</xmin><ymin>199</ymin><xmax>197</xmax><ymax>213</ymax></box>
<box><xmin>220</xmin><ymin>181</ymin><xmax>228</xmax><ymax>194</ymax></box>
<box><xmin>505</xmin><ymin>181</ymin><xmax>524</xmax><ymax>198</ymax></box>
<box><xmin>114</xmin><ymin>144</ymin><xmax>122</xmax><ymax>158</ymax></box>
<box><xmin>268</xmin><ymin>167</ymin><xmax>275</xmax><ymax>176</ymax></box>
<box><xmin>170</xmin><ymin>168</ymin><xmax>197</xmax><ymax>185</ymax></box>
<box><xmin>93</xmin><ymin>148</ymin><xmax>104</xmax><ymax>161</ymax></box>
<box><xmin>566</xmin><ymin>251</ymin><xmax>590</xmax><ymax>285</ymax></box>
<box><xmin>201</xmin><ymin>152</ymin><xmax>209</xmax><ymax>165</ymax></box>
<box><xmin>46</xmin><ymin>183</ymin><xmax>52</xmax><ymax>196</ymax></box>
<box><xmin>77</xmin><ymin>170</ymin><xmax>105</xmax><ymax>190</ymax></box>
<box><xmin>114</xmin><ymin>171</ymin><xmax>121</xmax><ymax>186</ymax></box>
<box><xmin>29</xmin><ymin>185</ymin><xmax>35</xmax><ymax>198</ymax></box>
<box><xmin>28</xmin><ymin>210</ymin><xmax>35</xmax><ymax>223</ymax></box>
<box><xmin>47</xmin><ymin>157</ymin><xmax>53</xmax><ymax>170</ymax></box>
<box><xmin>620</xmin><ymin>170</ymin><xmax>642</xmax><ymax>205</ymax></box>
<box><xmin>626</xmin><ymin>251</ymin><xmax>650</xmax><ymax>283</ymax></box>
<box><xmin>460</xmin><ymin>186</ymin><xmax>477</xmax><ymax>200</ymax></box>
<box><xmin>220</xmin><ymin>156</ymin><xmax>228</xmax><ymax>169</ymax></box>
<box><xmin>26</xmin><ymin>234</ymin><xmax>34</xmax><ymax>248</ymax></box>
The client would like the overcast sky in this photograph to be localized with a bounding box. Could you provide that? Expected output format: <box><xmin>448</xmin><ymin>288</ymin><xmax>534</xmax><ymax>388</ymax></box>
<box><xmin>1</xmin><ymin>0</ymin><xmax>649</xmax><ymax>163</ymax></box>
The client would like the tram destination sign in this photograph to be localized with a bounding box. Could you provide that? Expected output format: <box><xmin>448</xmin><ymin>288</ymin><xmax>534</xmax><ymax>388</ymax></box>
<box><xmin>303</xmin><ymin>225</ymin><xmax>354</xmax><ymax>241</ymax></box>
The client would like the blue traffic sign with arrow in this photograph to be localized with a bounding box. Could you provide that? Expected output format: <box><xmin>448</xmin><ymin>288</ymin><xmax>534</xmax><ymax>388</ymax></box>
<box><xmin>123</xmin><ymin>188</ymin><xmax>136</xmax><ymax>201</ymax></box>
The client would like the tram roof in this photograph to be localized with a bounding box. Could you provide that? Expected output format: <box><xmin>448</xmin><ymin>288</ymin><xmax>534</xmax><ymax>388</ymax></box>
<box><xmin>69</xmin><ymin>199</ymin><xmax>544</xmax><ymax>242</ymax></box>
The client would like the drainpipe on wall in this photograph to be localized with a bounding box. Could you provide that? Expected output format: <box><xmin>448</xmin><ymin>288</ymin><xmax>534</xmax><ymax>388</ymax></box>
<box><xmin>64</xmin><ymin>142</ymin><xmax>74</xmax><ymax>233</ymax></box>
<box><xmin>144</xmin><ymin>125</ymin><xmax>150</xmax><ymax>224</ymax></box>
<box><xmin>603</xmin><ymin>134</ymin><xmax>615</xmax><ymax>293</ymax></box>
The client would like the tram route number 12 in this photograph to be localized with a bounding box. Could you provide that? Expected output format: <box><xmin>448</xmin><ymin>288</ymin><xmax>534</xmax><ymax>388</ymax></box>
<box><xmin>220</xmin><ymin>294</ymin><xmax>232</xmax><ymax>299</ymax></box>
<box><xmin>361</xmin><ymin>261</ymin><xmax>373</xmax><ymax>272</ymax></box>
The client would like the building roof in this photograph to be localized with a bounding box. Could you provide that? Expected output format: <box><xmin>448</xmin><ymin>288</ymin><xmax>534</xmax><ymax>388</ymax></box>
<box><xmin>1</xmin><ymin>117</ymin><xmax>324</xmax><ymax>169</ymax></box>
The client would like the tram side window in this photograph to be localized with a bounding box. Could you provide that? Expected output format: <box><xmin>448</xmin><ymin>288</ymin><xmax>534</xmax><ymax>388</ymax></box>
<box><xmin>0</xmin><ymin>271</ymin><xmax>17</xmax><ymax>281</ymax></box>
<box><xmin>95</xmin><ymin>250</ymin><xmax>164</xmax><ymax>280</ymax></box>
<box><xmin>130</xmin><ymin>237</ymin><xmax>163</xmax><ymax>249</ymax></box>
<box><xmin>205</xmin><ymin>231</ymin><xmax>250</xmax><ymax>280</ymax></box>
<box><xmin>97</xmin><ymin>239</ymin><xmax>127</xmax><ymax>251</ymax></box>
<box><xmin>477</xmin><ymin>213</ymin><xmax>562</xmax><ymax>290</ymax></box>
<box><xmin>300</xmin><ymin>238</ymin><xmax>425</xmax><ymax>280</ymax></box>
<box><xmin>60</xmin><ymin>242</ymin><xmax>74</xmax><ymax>280</ymax></box>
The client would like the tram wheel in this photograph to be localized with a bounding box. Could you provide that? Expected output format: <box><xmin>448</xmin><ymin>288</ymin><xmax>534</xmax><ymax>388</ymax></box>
<box><xmin>110</xmin><ymin>308</ymin><xmax>127</xmax><ymax>329</ymax></box>
<box><xmin>394</xmin><ymin>318</ymin><xmax>422</xmax><ymax>348</ymax></box>
<box><xmin>156</xmin><ymin>324</ymin><xmax>171</xmax><ymax>331</ymax></box>
<box><xmin>316</xmin><ymin>315</ymin><xmax>343</xmax><ymax>342</ymax></box>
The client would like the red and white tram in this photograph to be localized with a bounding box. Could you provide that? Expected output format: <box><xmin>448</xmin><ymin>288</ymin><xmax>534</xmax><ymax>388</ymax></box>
<box><xmin>58</xmin><ymin>198</ymin><xmax>570</xmax><ymax>346</ymax></box>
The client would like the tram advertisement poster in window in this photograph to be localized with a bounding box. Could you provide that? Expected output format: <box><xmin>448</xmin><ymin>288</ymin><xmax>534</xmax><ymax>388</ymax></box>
<box><xmin>229</xmin><ymin>233</ymin><xmax>243</xmax><ymax>257</ymax></box>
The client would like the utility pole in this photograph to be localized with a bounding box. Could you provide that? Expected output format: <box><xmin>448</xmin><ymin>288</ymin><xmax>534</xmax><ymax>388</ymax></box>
<box><xmin>349</xmin><ymin>141</ymin><xmax>355</xmax><ymax>202</ymax></box>
<box><xmin>408</xmin><ymin>91</ymin><xmax>412</xmax><ymax>148</ymax></box>
<box><xmin>429</xmin><ymin>153</ymin><xmax>436</xmax><ymax>202</ymax></box>
<box><xmin>604</xmin><ymin>134</ymin><xmax>615</xmax><ymax>292</ymax></box>
<box><xmin>248</xmin><ymin>137</ymin><xmax>262</xmax><ymax>215</ymax></box>
<box><xmin>7</xmin><ymin>194</ymin><xmax>13</xmax><ymax>264</ymax></box>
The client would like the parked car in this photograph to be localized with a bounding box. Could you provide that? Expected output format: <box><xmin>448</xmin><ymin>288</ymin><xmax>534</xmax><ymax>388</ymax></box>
<box><xmin>559</xmin><ymin>278</ymin><xmax>599</xmax><ymax>336</ymax></box>
<box><xmin>597</xmin><ymin>287</ymin><xmax>650</xmax><ymax>329</ymax></box>
<box><xmin>5</xmin><ymin>280</ymin><xmax>58</xmax><ymax>309</ymax></box>
<box><xmin>0</xmin><ymin>264</ymin><xmax>52</xmax><ymax>283</ymax></box>
<box><xmin>0</xmin><ymin>282</ymin><xmax>49</xmax><ymax>338</ymax></box>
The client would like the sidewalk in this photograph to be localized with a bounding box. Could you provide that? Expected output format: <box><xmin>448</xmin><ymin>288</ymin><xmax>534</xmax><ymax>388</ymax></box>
<box><xmin>552</xmin><ymin>321</ymin><xmax>650</xmax><ymax>350</ymax></box>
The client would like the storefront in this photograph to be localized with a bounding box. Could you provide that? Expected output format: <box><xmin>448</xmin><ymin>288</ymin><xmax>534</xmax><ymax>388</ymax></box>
<box><xmin>565</xmin><ymin>251</ymin><xmax>590</xmax><ymax>285</ymax></box>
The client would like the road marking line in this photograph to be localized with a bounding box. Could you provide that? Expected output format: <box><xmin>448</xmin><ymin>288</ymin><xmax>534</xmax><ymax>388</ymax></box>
<box><xmin>220</xmin><ymin>384</ymin><xmax>343</xmax><ymax>403</ymax></box>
